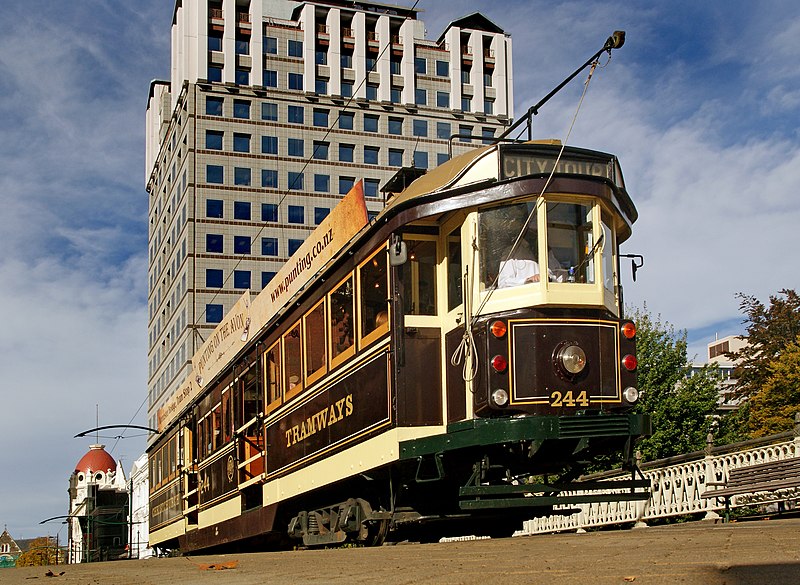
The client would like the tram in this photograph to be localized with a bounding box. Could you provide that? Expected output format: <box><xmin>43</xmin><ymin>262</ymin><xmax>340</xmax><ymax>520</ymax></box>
<box><xmin>148</xmin><ymin>136</ymin><xmax>650</xmax><ymax>552</ymax></box>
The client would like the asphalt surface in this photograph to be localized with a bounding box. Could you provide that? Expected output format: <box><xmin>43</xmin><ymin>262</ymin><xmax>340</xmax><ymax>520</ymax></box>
<box><xmin>5</xmin><ymin>518</ymin><xmax>800</xmax><ymax>584</ymax></box>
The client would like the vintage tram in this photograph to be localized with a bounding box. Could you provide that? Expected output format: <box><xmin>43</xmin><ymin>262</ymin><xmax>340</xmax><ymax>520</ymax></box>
<box><xmin>148</xmin><ymin>138</ymin><xmax>651</xmax><ymax>552</ymax></box>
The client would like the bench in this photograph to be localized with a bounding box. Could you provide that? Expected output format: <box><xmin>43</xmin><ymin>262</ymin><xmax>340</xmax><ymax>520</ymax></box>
<box><xmin>701</xmin><ymin>457</ymin><xmax>800</xmax><ymax>521</ymax></box>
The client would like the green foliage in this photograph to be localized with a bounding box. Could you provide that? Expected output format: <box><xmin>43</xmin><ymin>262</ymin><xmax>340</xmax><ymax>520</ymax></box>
<box><xmin>727</xmin><ymin>289</ymin><xmax>800</xmax><ymax>437</ymax></box>
<box><xmin>629</xmin><ymin>306</ymin><xmax>720</xmax><ymax>461</ymax></box>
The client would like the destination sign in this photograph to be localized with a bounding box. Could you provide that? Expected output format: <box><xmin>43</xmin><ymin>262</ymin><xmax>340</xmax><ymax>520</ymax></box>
<box><xmin>500</xmin><ymin>148</ymin><xmax>620</xmax><ymax>187</ymax></box>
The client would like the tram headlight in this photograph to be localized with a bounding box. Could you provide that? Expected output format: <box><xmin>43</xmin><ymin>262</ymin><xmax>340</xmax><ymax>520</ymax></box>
<box><xmin>558</xmin><ymin>344</ymin><xmax>587</xmax><ymax>375</ymax></box>
<box><xmin>491</xmin><ymin>389</ymin><xmax>509</xmax><ymax>407</ymax></box>
<box><xmin>623</xmin><ymin>386</ymin><xmax>639</xmax><ymax>403</ymax></box>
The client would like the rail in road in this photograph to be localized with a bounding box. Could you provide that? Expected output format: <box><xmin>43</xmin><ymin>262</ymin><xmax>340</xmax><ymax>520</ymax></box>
<box><xmin>6</xmin><ymin>518</ymin><xmax>800</xmax><ymax>585</ymax></box>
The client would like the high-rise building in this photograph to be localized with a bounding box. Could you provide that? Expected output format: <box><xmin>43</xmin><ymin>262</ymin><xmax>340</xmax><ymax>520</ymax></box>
<box><xmin>144</xmin><ymin>0</ymin><xmax>514</xmax><ymax>436</ymax></box>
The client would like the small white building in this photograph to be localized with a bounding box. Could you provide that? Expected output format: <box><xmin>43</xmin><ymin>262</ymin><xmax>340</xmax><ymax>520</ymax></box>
<box><xmin>129</xmin><ymin>453</ymin><xmax>153</xmax><ymax>558</ymax></box>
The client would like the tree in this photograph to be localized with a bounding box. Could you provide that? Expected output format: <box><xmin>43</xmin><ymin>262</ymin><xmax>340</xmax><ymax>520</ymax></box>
<box><xmin>728</xmin><ymin>289</ymin><xmax>800</xmax><ymax>401</ymax></box>
<box><xmin>629</xmin><ymin>306</ymin><xmax>720</xmax><ymax>461</ymax></box>
<box><xmin>726</xmin><ymin>289</ymin><xmax>800</xmax><ymax>438</ymax></box>
<box><xmin>15</xmin><ymin>537</ymin><xmax>61</xmax><ymax>567</ymax></box>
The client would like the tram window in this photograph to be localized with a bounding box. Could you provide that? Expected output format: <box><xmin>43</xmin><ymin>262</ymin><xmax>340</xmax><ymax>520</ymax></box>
<box><xmin>402</xmin><ymin>239</ymin><xmax>437</xmax><ymax>315</ymax></box>
<box><xmin>211</xmin><ymin>405</ymin><xmax>221</xmax><ymax>451</ymax></box>
<box><xmin>305</xmin><ymin>300</ymin><xmax>327</xmax><ymax>383</ymax></box>
<box><xmin>547</xmin><ymin>202</ymin><xmax>594</xmax><ymax>284</ymax></box>
<box><xmin>601</xmin><ymin>213</ymin><xmax>615</xmax><ymax>294</ymax></box>
<box><xmin>330</xmin><ymin>276</ymin><xmax>355</xmax><ymax>364</ymax></box>
<box><xmin>359</xmin><ymin>248</ymin><xmax>389</xmax><ymax>342</ymax></box>
<box><xmin>284</xmin><ymin>322</ymin><xmax>303</xmax><ymax>400</ymax></box>
<box><xmin>447</xmin><ymin>228</ymin><xmax>462</xmax><ymax>310</ymax></box>
<box><xmin>264</xmin><ymin>341</ymin><xmax>282</xmax><ymax>413</ymax></box>
<box><xmin>479</xmin><ymin>202</ymin><xmax>545</xmax><ymax>288</ymax></box>
<box><xmin>241</xmin><ymin>363</ymin><xmax>261</xmax><ymax>425</ymax></box>
<box><xmin>222</xmin><ymin>387</ymin><xmax>233</xmax><ymax>444</ymax></box>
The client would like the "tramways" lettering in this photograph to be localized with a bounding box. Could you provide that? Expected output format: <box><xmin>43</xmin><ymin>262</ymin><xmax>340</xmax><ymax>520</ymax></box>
<box><xmin>285</xmin><ymin>394</ymin><xmax>354</xmax><ymax>447</ymax></box>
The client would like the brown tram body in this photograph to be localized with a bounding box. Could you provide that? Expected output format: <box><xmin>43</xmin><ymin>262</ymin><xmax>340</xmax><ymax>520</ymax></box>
<box><xmin>147</xmin><ymin>141</ymin><xmax>650</xmax><ymax>552</ymax></box>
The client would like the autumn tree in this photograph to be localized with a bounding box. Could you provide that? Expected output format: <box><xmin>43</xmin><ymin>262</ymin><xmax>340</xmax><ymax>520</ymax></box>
<box><xmin>629</xmin><ymin>307</ymin><xmax>720</xmax><ymax>461</ymax></box>
<box><xmin>726</xmin><ymin>289</ymin><xmax>800</xmax><ymax>437</ymax></box>
<box><xmin>15</xmin><ymin>537</ymin><xmax>61</xmax><ymax>567</ymax></box>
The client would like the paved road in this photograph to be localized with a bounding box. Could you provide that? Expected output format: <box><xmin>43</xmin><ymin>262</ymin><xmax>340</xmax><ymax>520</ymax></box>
<box><xmin>6</xmin><ymin>519</ymin><xmax>800</xmax><ymax>584</ymax></box>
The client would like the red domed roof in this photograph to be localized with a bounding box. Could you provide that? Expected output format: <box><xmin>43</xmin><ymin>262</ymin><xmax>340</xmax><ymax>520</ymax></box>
<box><xmin>74</xmin><ymin>444</ymin><xmax>117</xmax><ymax>474</ymax></box>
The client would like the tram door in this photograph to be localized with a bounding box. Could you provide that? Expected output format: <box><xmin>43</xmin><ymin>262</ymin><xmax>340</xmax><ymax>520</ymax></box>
<box><xmin>440</xmin><ymin>213</ymin><xmax>473</xmax><ymax>423</ymax></box>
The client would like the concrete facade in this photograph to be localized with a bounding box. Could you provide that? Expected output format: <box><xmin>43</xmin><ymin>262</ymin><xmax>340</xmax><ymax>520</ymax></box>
<box><xmin>144</xmin><ymin>0</ymin><xmax>514</xmax><ymax>437</ymax></box>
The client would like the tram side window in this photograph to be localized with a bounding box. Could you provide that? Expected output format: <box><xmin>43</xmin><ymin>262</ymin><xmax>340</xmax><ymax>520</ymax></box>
<box><xmin>330</xmin><ymin>276</ymin><xmax>355</xmax><ymax>363</ymax></box>
<box><xmin>447</xmin><ymin>228</ymin><xmax>462</xmax><ymax>311</ymax></box>
<box><xmin>305</xmin><ymin>300</ymin><xmax>327</xmax><ymax>383</ymax></box>
<box><xmin>547</xmin><ymin>202</ymin><xmax>594</xmax><ymax>284</ymax></box>
<box><xmin>479</xmin><ymin>202</ymin><xmax>543</xmax><ymax>289</ymax></box>
<box><xmin>359</xmin><ymin>248</ymin><xmax>389</xmax><ymax>342</ymax></box>
<box><xmin>240</xmin><ymin>361</ymin><xmax>261</xmax><ymax>425</ymax></box>
<box><xmin>264</xmin><ymin>341</ymin><xmax>282</xmax><ymax>413</ymax></box>
<box><xmin>402</xmin><ymin>238</ymin><xmax>437</xmax><ymax>315</ymax></box>
<box><xmin>601</xmin><ymin>212</ymin><xmax>615</xmax><ymax>294</ymax></box>
<box><xmin>211</xmin><ymin>404</ymin><xmax>222</xmax><ymax>451</ymax></box>
<box><xmin>284</xmin><ymin>322</ymin><xmax>303</xmax><ymax>399</ymax></box>
<box><xmin>222</xmin><ymin>387</ymin><xmax>233</xmax><ymax>444</ymax></box>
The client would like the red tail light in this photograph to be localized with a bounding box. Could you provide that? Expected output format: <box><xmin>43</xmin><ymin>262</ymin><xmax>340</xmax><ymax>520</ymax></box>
<box><xmin>491</xmin><ymin>355</ymin><xmax>508</xmax><ymax>373</ymax></box>
<box><xmin>622</xmin><ymin>354</ymin><xmax>638</xmax><ymax>371</ymax></box>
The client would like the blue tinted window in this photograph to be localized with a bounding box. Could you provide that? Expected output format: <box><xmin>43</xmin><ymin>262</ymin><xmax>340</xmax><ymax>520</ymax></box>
<box><xmin>261</xmin><ymin>169</ymin><xmax>278</xmax><ymax>188</ymax></box>
<box><xmin>234</xmin><ymin>201</ymin><xmax>251</xmax><ymax>220</ymax></box>
<box><xmin>262</xmin><ymin>102</ymin><xmax>278</xmax><ymax>120</ymax></box>
<box><xmin>484</xmin><ymin>100</ymin><xmax>494</xmax><ymax>115</ymax></box>
<box><xmin>262</xmin><ymin>203</ymin><xmax>278</xmax><ymax>222</ymax></box>
<box><xmin>414</xmin><ymin>150</ymin><xmax>428</xmax><ymax>169</ymax></box>
<box><xmin>312</xmin><ymin>141</ymin><xmax>329</xmax><ymax>160</ymax></box>
<box><xmin>288</xmin><ymin>138</ymin><xmax>304</xmax><ymax>157</ymax></box>
<box><xmin>288</xmin><ymin>239</ymin><xmax>303</xmax><ymax>255</ymax></box>
<box><xmin>315</xmin><ymin>79</ymin><xmax>328</xmax><ymax>94</ymax></box>
<box><xmin>413</xmin><ymin>119</ymin><xmax>428</xmax><ymax>137</ymax></box>
<box><xmin>390</xmin><ymin>87</ymin><xmax>401</xmax><ymax>104</ymax></box>
<box><xmin>233</xmin><ymin>133</ymin><xmax>250</xmax><ymax>153</ymax></box>
<box><xmin>261</xmin><ymin>237</ymin><xmax>278</xmax><ymax>256</ymax></box>
<box><xmin>234</xmin><ymin>167</ymin><xmax>251</xmax><ymax>186</ymax></box>
<box><xmin>236</xmin><ymin>39</ymin><xmax>249</xmax><ymax>55</ymax></box>
<box><xmin>262</xmin><ymin>271</ymin><xmax>277</xmax><ymax>288</ymax></box>
<box><xmin>235</xmin><ymin>69</ymin><xmax>249</xmax><ymax>85</ymax></box>
<box><xmin>364</xmin><ymin>178</ymin><xmax>380</xmax><ymax>198</ymax></box>
<box><xmin>263</xmin><ymin>69</ymin><xmax>278</xmax><ymax>87</ymax></box>
<box><xmin>233</xmin><ymin>99</ymin><xmax>250</xmax><ymax>119</ymax></box>
<box><xmin>207</xmin><ymin>165</ymin><xmax>223</xmax><ymax>184</ymax></box>
<box><xmin>341</xmin><ymin>81</ymin><xmax>353</xmax><ymax>97</ymax></box>
<box><xmin>288</xmin><ymin>172</ymin><xmax>304</xmax><ymax>190</ymax></box>
<box><xmin>366</xmin><ymin>84</ymin><xmax>378</xmax><ymax>100</ymax></box>
<box><xmin>313</xmin><ymin>109</ymin><xmax>328</xmax><ymax>127</ymax></box>
<box><xmin>206</xmin><ymin>269</ymin><xmax>223</xmax><ymax>288</ymax></box>
<box><xmin>436</xmin><ymin>60</ymin><xmax>449</xmax><ymax>77</ymax></box>
<box><xmin>388</xmin><ymin>117</ymin><xmax>402</xmax><ymax>135</ymax></box>
<box><xmin>208</xmin><ymin>34</ymin><xmax>222</xmax><ymax>51</ymax></box>
<box><xmin>364</xmin><ymin>146</ymin><xmax>379</xmax><ymax>165</ymax></box>
<box><xmin>482</xmin><ymin>127</ymin><xmax>495</xmax><ymax>144</ymax></box>
<box><xmin>414</xmin><ymin>57</ymin><xmax>426</xmax><ymax>74</ymax></box>
<box><xmin>437</xmin><ymin>92</ymin><xmax>450</xmax><ymax>108</ymax></box>
<box><xmin>288</xmin><ymin>39</ymin><xmax>303</xmax><ymax>57</ymax></box>
<box><xmin>288</xmin><ymin>205</ymin><xmax>304</xmax><ymax>224</ymax></box>
<box><xmin>461</xmin><ymin>96</ymin><xmax>471</xmax><ymax>112</ymax></box>
<box><xmin>339</xmin><ymin>144</ymin><xmax>354</xmax><ymax>162</ymax></box>
<box><xmin>208</xmin><ymin>66</ymin><xmax>222</xmax><ymax>82</ymax></box>
<box><xmin>364</xmin><ymin>115</ymin><xmax>378</xmax><ymax>133</ymax></box>
<box><xmin>233</xmin><ymin>270</ymin><xmax>251</xmax><ymax>289</ymax></box>
<box><xmin>206</xmin><ymin>130</ymin><xmax>223</xmax><ymax>150</ymax></box>
<box><xmin>288</xmin><ymin>73</ymin><xmax>303</xmax><ymax>90</ymax></box>
<box><xmin>262</xmin><ymin>135</ymin><xmax>278</xmax><ymax>154</ymax></box>
<box><xmin>263</xmin><ymin>36</ymin><xmax>277</xmax><ymax>54</ymax></box>
<box><xmin>234</xmin><ymin>235</ymin><xmax>251</xmax><ymax>254</ymax></box>
<box><xmin>206</xmin><ymin>97</ymin><xmax>223</xmax><ymax>116</ymax></box>
<box><xmin>341</xmin><ymin>53</ymin><xmax>353</xmax><ymax>68</ymax></box>
<box><xmin>206</xmin><ymin>304</ymin><xmax>223</xmax><ymax>323</ymax></box>
<box><xmin>339</xmin><ymin>112</ymin><xmax>354</xmax><ymax>130</ymax></box>
<box><xmin>206</xmin><ymin>234</ymin><xmax>223</xmax><ymax>253</ymax></box>
<box><xmin>391</xmin><ymin>60</ymin><xmax>401</xmax><ymax>75</ymax></box>
<box><xmin>366</xmin><ymin>56</ymin><xmax>376</xmax><ymax>71</ymax></box>
<box><xmin>314</xmin><ymin>174</ymin><xmax>330</xmax><ymax>193</ymax></box>
<box><xmin>316</xmin><ymin>50</ymin><xmax>327</xmax><ymax>65</ymax></box>
<box><xmin>206</xmin><ymin>199</ymin><xmax>223</xmax><ymax>218</ymax></box>
<box><xmin>437</xmin><ymin>152</ymin><xmax>450</xmax><ymax>166</ymax></box>
<box><xmin>287</xmin><ymin>105</ymin><xmax>304</xmax><ymax>123</ymax></box>
<box><xmin>459</xmin><ymin>124</ymin><xmax>473</xmax><ymax>143</ymax></box>
<box><xmin>314</xmin><ymin>207</ymin><xmax>330</xmax><ymax>224</ymax></box>
<box><xmin>388</xmin><ymin>148</ymin><xmax>403</xmax><ymax>167</ymax></box>
<box><xmin>339</xmin><ymin>176</ymin><xmax>355</xmax><ymax>194</ymax></box>
<box><xmin>415</xmin><ymin>88</ymin><xmax>426</xmax><ymax>106</ymax></box>
<box><xmin>437</xmin><ymin>121</ymin><xmax>451</xmax><ymax>140</ymax></box>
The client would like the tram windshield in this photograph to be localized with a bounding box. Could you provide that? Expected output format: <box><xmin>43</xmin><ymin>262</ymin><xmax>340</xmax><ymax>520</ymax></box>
<box><xmin>478</xmin><ymin>199</ymin><xmax>599</xmax><ymax>289</ymax></box>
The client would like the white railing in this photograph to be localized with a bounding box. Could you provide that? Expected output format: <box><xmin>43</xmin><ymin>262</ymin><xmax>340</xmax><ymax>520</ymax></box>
<box><xmin>521</xmin><ymin>427</ymin><xmax>800</xmax><ymax>535</ymax></box>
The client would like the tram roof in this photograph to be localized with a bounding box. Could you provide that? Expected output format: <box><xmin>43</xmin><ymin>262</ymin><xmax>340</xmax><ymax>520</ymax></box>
<box><xmin>381</xmin><ymin>141</ymin><xmax>637</xmax><ymax>228</ymax></box>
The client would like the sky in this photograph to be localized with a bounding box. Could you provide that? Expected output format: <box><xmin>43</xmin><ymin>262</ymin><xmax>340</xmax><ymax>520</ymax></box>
<box><xmin>1</xmin><ymin>0</ymin><xmax>798</xmax><ymax>539</ymax></box>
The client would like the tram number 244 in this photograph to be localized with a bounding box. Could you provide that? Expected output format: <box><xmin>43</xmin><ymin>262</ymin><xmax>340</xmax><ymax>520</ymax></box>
<box><xmin>549</xmin><ymin>390</ymin><xmax>590</xmax><ymax>407</ymax></box>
